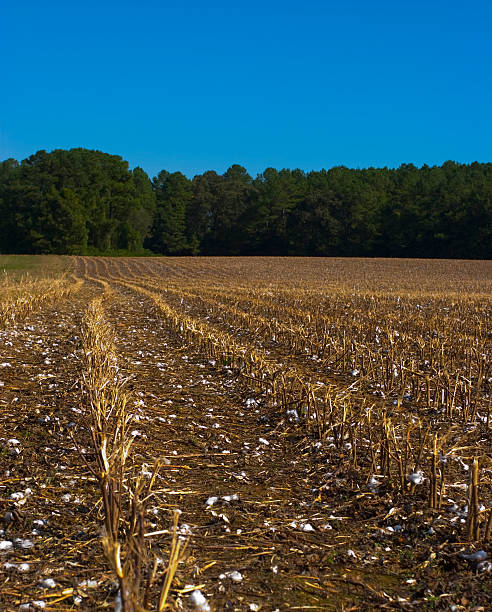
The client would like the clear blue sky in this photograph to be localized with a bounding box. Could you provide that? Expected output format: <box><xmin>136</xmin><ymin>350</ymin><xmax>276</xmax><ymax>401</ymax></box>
<box><xmin>2</xmin><ymin>0</ymin><xmax>491</xmax><ymax>178</ymax></box>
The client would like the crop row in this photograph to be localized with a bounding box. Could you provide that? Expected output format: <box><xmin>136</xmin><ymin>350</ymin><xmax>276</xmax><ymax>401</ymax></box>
<box><xmin>102</xmin><ymin>275</ymin><xmax>489</xmax><ymax>541</ymax></box>
<box><xmin>117</xmin><ymin>272</ymin><xmax>491</xmax><ymax>428</ymax></box>
<box><xmin>0</xmin><ymin>273</ymin><xmax>82</xmax><ymax>329</ymax></box>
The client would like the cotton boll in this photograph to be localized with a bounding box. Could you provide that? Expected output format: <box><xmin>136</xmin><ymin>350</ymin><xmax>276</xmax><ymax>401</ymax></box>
<box><xmin>219</xmin><ymin>570</ymin><xmax>243</xmax><ymax>582</ymax></box>
<box><xmin>78</xmin><ymin>579</ymin><xmax>98</xmax><ymax>588</ymax></box>
<box><xmin>286</xmin><ymin>408</ymin><xmax>299</xmax><ymax>422</ymax></box>
<box><xmin>301</xmin><ymin>523</ymin><xmax>315</xmax><ymax>532</ymax></box>
<box><xmin>460</xmin><ymin>550</ymin><xmax>487</xmax><ymax>562</ymax></box>
<box><xmin>0</xmin><ymin>540</ymin><xmax>13</xmax><ymax>551</ymax></box>
<box><xmin>477</xmin><ymin>561</ymin><xmax>492</xmax><ymax>573</ymax></box>
<box><xmin>367</xmin><ymin>476</ymin><xmax>380</xmax><ymax>492</ymax></box>
<box><xmin>189</xmin><ymin>590</ymin><xmax>211</xmax><ymax>611</ymax></box>
<box><xmin>222</xmin><ymin>494</ymin><xmax>239</xmax><ymax>502</ymax></box>
<box><xmin>179</xmin><ymin>524</ymin><xmax>193</xmax><ymax>535</ymax></box>
<box><xmin>408</xmin><ymin>471</ymin><xmax>424</xmax><ymax>485</ymax></box>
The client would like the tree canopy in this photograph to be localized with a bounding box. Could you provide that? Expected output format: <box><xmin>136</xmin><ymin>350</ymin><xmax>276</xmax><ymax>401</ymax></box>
<box><xmin>0</xmin><ymin>149</ymin><xmax>491</xmax><ymax>258</ymax></box>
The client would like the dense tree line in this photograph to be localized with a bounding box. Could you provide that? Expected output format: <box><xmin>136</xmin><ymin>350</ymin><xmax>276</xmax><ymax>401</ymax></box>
<box><xmin>0</xmin><ymin>148</ymin><xmax>491</xmax><ymax>258</ymax></box>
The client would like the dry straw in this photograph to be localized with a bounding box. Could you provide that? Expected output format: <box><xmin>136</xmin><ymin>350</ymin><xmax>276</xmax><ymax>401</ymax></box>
<box><xmin>80</xmin><ymin>298</ymin><xmax>186</xmax><ymax>610</ymax></box>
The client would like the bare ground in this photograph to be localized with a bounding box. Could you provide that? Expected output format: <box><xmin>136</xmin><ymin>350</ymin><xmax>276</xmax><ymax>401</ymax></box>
<box><xmin>0</xmin><ymin>257</ymin><xmax>491</xmax><ymax>611</ymax></box>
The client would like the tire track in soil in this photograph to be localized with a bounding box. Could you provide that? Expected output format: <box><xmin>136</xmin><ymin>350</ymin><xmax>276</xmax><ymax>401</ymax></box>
<box><xmin>0</xmin><ymin>277</ymin><xmax>126</xmax><ymax>610</ymax></box>
<box><xmin>99</xmin><ymin>277</ymin><xmax>377</xmax><ymax>611</ymax></box>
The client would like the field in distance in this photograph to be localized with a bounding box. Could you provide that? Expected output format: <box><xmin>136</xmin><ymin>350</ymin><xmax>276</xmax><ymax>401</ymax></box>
<box><xmin>0</xmin><ymin>256</ymin><xmax>491</xmax><ymax>611</ymax></box>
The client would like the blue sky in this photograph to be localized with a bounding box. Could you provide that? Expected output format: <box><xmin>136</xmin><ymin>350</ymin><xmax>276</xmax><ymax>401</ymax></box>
<box><xmin>2</xmin><ymin>0</ymin><xmax>491</xmax><ymax>178</ymax></box>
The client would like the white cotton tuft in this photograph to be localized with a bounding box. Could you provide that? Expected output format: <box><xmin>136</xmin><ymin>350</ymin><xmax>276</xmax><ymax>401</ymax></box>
<box><xmin>189</xmin><ymin>589</ymin><xmax>211</xmax><ymax>611</ymax></box>
<box><xmin>408</xmin><ymin>471</ymin><xmax>424</xmax><ymax>485</ymax></box>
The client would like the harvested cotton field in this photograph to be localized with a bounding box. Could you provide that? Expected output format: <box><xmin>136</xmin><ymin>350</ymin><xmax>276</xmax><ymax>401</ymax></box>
<box><xmin>0</xmin><ymin>256</ymin><xmax>491</xmax><ymax>611</ymax></box>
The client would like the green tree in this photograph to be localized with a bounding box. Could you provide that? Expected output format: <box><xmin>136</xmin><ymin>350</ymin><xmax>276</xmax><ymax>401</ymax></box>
<box><xmin>147</xmin><ymin>171</ymin><xmax>192</xmax><ymax>254</ymax></box>
<box><xmin>250</xmin><ymin>168</ymin><xmax>306</xmax><ymax>254</ymax></box>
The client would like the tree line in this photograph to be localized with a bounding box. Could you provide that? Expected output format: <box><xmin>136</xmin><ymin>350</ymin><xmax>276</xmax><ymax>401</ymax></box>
<box><xmin>0</xmin><ymin>148</ymin><xmax>491</xmax><ymax>258</ymax></box>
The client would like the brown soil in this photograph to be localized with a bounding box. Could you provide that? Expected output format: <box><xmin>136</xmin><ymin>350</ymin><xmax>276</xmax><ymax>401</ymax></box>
<box><xmin>0</xmin><ymin>256</ymin><xmax>491</xmax><ymax>611</ymax></box>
